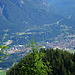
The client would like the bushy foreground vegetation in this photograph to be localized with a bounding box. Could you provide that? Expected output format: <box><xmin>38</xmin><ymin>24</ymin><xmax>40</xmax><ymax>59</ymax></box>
<box><xmin>6</xmin><ymin>48</ymin><xmax>75</xmax><ymax>75</ymax></box>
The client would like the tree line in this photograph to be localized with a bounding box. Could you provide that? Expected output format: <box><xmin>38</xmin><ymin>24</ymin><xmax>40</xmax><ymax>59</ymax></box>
<box><xmin>6</xmin><ymin>40</ymin><xmax>75</xmax><ymax>75</ymax></box>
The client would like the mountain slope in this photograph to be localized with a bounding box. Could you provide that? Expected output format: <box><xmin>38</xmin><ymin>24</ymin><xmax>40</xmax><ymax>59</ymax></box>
<box><xmin>0</xmin><ymin>0</ymin><xmax>63</xmax><ymax>45</ymax></box>
<box><xmin>0</xmin><ymin>0</ymin><xmax>75</xmax><ymax>48</ymax></box>
<box><xmin>47</xmin><ymin>0</ymin><xmax>75</xmax><ymax>19</ymax></box>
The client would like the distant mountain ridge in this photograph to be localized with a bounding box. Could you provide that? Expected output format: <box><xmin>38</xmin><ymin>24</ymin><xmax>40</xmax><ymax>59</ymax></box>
<box><xmin>47</xmin><ymin>0</ymin><xmax>75</xmax><ymax>19</ymax></box>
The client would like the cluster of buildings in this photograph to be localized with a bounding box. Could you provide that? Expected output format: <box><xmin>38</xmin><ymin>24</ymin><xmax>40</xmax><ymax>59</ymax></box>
<box><xmin>4</xmin><ymin>45</ymin><xmax>30</xmax><ymax>54</ymax></box>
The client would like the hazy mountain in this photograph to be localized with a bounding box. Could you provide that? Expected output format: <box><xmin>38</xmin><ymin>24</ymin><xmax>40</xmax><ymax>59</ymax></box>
<box><xmin>47</xmin><ymin>0</ymin><xmax>75</xmax><ymax>19</ymax></box>
<box><xmin>0</xmin><ymin>0</ymin><xmax>75</xmax><ymax>48</ymax></box>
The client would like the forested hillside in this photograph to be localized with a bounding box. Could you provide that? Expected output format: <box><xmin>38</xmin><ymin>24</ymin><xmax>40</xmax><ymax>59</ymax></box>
<box><xmin>0</xmin><ymin>0</ymin><xmax>75</xmax><ymax>49</ymax></box>
<box><xmin>0</xmin><ymin>0</ymin><xmax>62</xmax><ymax>45</ymax></box>
<box><xmin>6</xmin><ymin>48</ymin><xmax>75</xmax><ymax>75</ymax></box>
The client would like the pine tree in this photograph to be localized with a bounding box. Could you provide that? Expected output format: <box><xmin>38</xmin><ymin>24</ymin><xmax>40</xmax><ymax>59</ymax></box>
<box><xmin>20</xmin><ymin>38</ymin><xmax>51</xmax><ymax>75</ymax></box>
<box><xmin>6</xmin><ymin>38</ymin><xmax>52</xmax><ymax>75</ymax></box>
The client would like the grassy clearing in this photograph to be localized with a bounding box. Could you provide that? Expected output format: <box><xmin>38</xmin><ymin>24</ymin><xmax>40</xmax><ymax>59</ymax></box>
<box><xmin>67</xmin><ymin>49</ymin><xmax>75</xmax><ymax>53</ymax></box>
<box><xmin>0</xmin><ymin>70</ymin><xmax>6</xmax><ymax>75</ymax></box>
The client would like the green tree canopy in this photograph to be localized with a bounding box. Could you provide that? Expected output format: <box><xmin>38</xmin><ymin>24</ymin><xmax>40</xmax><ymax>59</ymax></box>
<box><xmin>6</xmin><ymin>39</ymin><xmax>52</xmax><ymax>75</ymax></box>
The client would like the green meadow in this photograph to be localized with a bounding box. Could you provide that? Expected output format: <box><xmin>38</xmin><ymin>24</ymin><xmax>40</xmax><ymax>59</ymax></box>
<box><xmin>0</xmin><ymin>70</ymin><xmax>6</xmax><ymax>75</ymax></box>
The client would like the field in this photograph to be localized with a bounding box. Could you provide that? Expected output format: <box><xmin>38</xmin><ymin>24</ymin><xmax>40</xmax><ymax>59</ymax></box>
<box><xmin>0</xmin><ymin>70</ymin><xmax>6</xmax><ymax>75</ymax></box>
<box><xmin>68</xmin><ymin>49</ymin><xmax>75</xmax><ymax>53</ymax></box>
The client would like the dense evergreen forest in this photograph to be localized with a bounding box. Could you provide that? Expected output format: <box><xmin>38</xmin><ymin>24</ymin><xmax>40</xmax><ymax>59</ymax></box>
<box><xmin>6</xmin><ymin>48</ymin><xmax>75</xmax><ymax>75</ymax></box>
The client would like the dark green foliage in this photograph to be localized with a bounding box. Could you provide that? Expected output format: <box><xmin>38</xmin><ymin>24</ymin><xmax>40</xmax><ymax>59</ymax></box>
<box><xmin>6</xmin><ymin>48</ymin><xmax>75</xmax><ymax>75</ymax></box>
<box><xmin>6</xmin><ymin>39</ymin><xmax>51</xmax><ymax>75</ymax></box>
<box><xmin>6</xmin><ymin>52</ymin><xmax>51</xmax><ymax>75</ymax></box>
<box><xmin>40</xmin><ymin>48</ymin><xmax>75</xmax><ymax>75</ymax></box>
